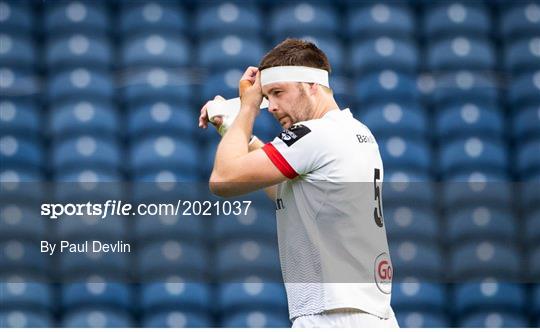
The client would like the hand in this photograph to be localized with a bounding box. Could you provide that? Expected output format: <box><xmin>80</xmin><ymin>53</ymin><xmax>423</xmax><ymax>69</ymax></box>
<box><xmin>199</xmin><ymin>95</ymin><xmax>225</xmax><ymax>131</ymax></box>
<box><xmin>239</xmin><ymin>66</ymin><xmax>263</xmax><ymax>110</ymax></box>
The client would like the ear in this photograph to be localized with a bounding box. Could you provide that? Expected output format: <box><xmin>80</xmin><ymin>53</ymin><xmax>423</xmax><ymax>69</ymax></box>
<box><xmin>309</xmin><ymin>82</ymin><xmax>319</xmax><ymax>96</ymax></box>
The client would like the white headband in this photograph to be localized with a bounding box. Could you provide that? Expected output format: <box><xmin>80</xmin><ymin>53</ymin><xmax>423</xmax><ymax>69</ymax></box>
<box><xmin>260</xmin><ymin>66</ymin><xmax>329</xmax><ymax>88</ymax></box>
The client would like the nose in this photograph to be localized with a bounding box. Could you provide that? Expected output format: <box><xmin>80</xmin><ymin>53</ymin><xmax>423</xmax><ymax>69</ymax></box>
<box><xmin>267</xmin><ymin>100</ymin><xmax>278</xmax><ymax>113</ymax></box>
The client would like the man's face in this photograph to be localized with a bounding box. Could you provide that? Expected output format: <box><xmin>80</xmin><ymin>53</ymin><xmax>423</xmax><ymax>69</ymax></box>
<box><xmin>262</xmin><ymin>82</ymin><xmax>314</xmax><ymax>129</ymax></box>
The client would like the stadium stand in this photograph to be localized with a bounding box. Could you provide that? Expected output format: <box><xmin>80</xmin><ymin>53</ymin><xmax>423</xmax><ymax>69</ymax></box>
<box><xmin>0</xmin><ymin>0</ymin><xmax>538</xmax><ymax>328</ymax></box>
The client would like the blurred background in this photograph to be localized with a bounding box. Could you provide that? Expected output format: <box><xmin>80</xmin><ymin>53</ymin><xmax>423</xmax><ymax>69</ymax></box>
<box><xmin>0</xmin><ymin>0</ymin><xmax>539</xmax><ymax>328</ymax></box>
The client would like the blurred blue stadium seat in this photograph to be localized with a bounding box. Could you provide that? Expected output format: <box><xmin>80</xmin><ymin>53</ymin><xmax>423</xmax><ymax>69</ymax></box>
<box><xmin>423</xmin><ymin>2</ymin><xmax>491</xmax><ymax>39</ymax></box>
<box><xmin>441</xmin><ymin>172</ymin><xmax>512</xmax><ymax>209</ymax></box>
<box><xmin>508</xmin><ymin>71</ymin><xmax>540</xmax><ymax>107</ymax></box>
<box><xmin>446</xmin><ymin>207</ymin><xmax>517</xmax><ymax>244</ymax></box>
<box><xmin>61</xmin><ymin>279</ymin><xmax>132</xmax><ymax>310</ymax></box>
<box><xmin>0</xmin><ymin>204</ymin><xmax>46</xmax><ymax>240</ymax></box>
<box><xmin>216</xmin><ymin>240</ymin><xmax>281</xmax><ymax>281</ymax></box>
<box><xmin>120</xmin><ymin>68</ymin><xmax>193</xmax><ymax>105</ymax></box>
<box><xmin>253</xmin><ymin>109</ymin><xmax>282</xmax><ymax>142</ymax></box>
<box><xmin>347</xmin><ymin>3</ymin><xmax>414</xmax><ymax>39</ymax></box>
<box><xmin>439</xmin><ymin>137</ymin><xmax>508</xmax><ymax>175</ymax></box>
<box><xmin>131</xmin><ymin>171</ymin><xmax>201</xmax><ymax>202</ymax></box>
<box><xmin>512</xmin><ymin>105</ymin><xmax>540</xmax><ymax>141</ymax></box>
<box><xmin>520</xmin><ymin>174</ymin><xmax>540</xmax><ymax>212</ymax></box>
<box><xmin>141</xmin><ymin>279</ymin><xmax>211</xmax><ymax>312</ymax></box>
<box><xmin>379</xmin><ymin>137</ymin><xmax>431</xmax><ymax>172</ymax></box>
<box><xmin>119</xmin><ymin>1</ymin><xmax>187</xmax><ymax>35</ymax></box>
<box><xmin>59</xmin><ymin>250</ymin><xmax>129</xmax><ymax>278</ymax></box>
<box><xmin>202</xmin><ymin>68</ymin><xmax>243</xmax><ymax>101</ymax></box>
<box><xmin>52</xmin><ymin>136</ymin><xmax>121</xmax><ymax>172</ymax></box>
<box><xmin>0</xmin><ymin>310</ymin><xmax>53</xmax><ymax>328</ymax></box>
<box><xmin>392</xmin><ymin>279</ymin><xmax>445</xmax><ymax>312</ymax></box>
<box><xmin>0</xmin><ymin>278</ymin><xmax>53</xmax><ymax>310</ymax></box>
<box><xmin>385</xmin><ymin>206</ymin><xmax>439</xmax><ymax>241</ymax></box>
<box><xmin>202</xmin><ymin>143</ymin><xmax>217</xmax><ymax>178</ymax></box>
<box><xmin>137</xmin><ymin>241</ymin><xmax>208</xmax><ymax>280</ymax></box>
<box><xmin>355</xmin><ymin>70</ymin><xmax>419</xmax><ymax>106</ymax></box>
<box><xmin>436</xmin><ymin>102</ymin><xmax>503</xmax><ymax>140</ymax></box>
<box><xmin>531</xmin><ymin>245</ymin><xmax>540</xmax><ymax>281</ymax></box>
<box><xmin>46</xmin><ymin>33</ymin><xmax>112</xmax><ymax>69</ymax></box>
<box><xmin>121</xmin><ymin>33</ymin><xmax>190</xmax><ymax>68</ymax></box>
<box><xmin>458</xmin><ymin>311</ymin><xmax>528</xmax><ymax>328</ymax></box>
<box><xmin>533</xmin><ymin>284</ymin><xmax>540</xmax><ymax>316</ymax></box>
<box><xmin>53</xmin><ymin>169</ymin><xmax>123</xmax><ymax>202</ymax></box>
<box><xmin>44</xmin><ymin>1</ymin><xmax>109</xmax><ymax>35</ymax></box>
<box><xmin>383</xmin><ymin>170</ymin><xmax>436</xmax><ymax>207</ymax></box>
<box><xmin>56</xmin><ymin>215</ymin><xmax>127</xmax><ymax>240</ymax></box>
<box><xmin>0</xmin><ymin>1</ymin><xmax>33</xmax><ymax>33</ymax></box>
<box><xmin>500</xmin><ymin>2</ymin><xmax>540</xmax><ymax>39</ymax></box>
<box><xmin>198</xmin><ymin>36</ymin><xmax>264</xmax><ymax>70</ymax></box>
<box><xmin>0</xmin><ymin>100</ymin><xmax>40</xmax><ymax>136</ymax></box>
<box><xmin>516</xmin><ymin>138</ymin><xmax>540</xmax><ymax>175</ymax></box>
<box><xmin>0</xmin><ymin>169</ymin><xmax>45</xmax><ymax>202</ymax></box>
<box><xmin>395</xmin><ymin>311</ymin><xmax>449</xmax><ymax>327</ymax></box>
<box><xmin>127</xmin><ymin>102</ymin><xmax>196</xmax><ymax>140</ymax></box>
<box><xmin>432</xmin><ymin>71</ymin><xmax>498</xmax><ymax>107</ymax></box>
<box><xmin>0</xmin><ymin>68</ymin><xmax>39</xmax><ymax>97</ymax></box>
<box><xmin>0</xmin><ymin>33</ymin><xmax>36</xmax><ymax>69</ymax></box>
<box><xmin>129</xmin><ymin>136</ymin><xmax>198</xmax><ymax>178</ymax></box>
<box><xmin>427</xmin><ymin>37</ymin><xmax>495</xmax><ymax>70</ymax></box>
<box><xmin>218</xmin><ymin>279</ymin><xmax>287</xmax><ymax>312</ymax></box>
<box><xmin>135</xmin><ymin>214</ymin><xmax>206</xmax><ymax>243</ymax></box>
<box><xmin>0</xmin><ymin>241</ymin><xmax>47</xmax><ymax>275</ymax></box>
<box><xmin>62</xmin><ymin>309</ymin><xmax>134</xmax><ymax>327</ymax></box>
<box><xmin>359</xmin><ymin>102</ymin><xmax>427</xmax><ymax>139</ymax></box>
<box><xmin>389</xmin><ymin>241</ymin><xmax>443</xmax><ymax>280</ymax></box>
<box><xmin>142</xmin><ymin>310</ymin><xmax>212</xmax><ymax>328</ymax></box>
<box><xmin>453</xmin><ymin>281</ymin><xmax>526</xmax><ymax>314</ymax></box>
<box><xmin>196</xmin><ymin>2</ymin><xmax>262</xmax><ymax>37</ymax></box>
<box><xmin>0</xmin><ymin>135</ymin><xmax>43</xmax><ymax>171</ymax></box>
<box><xmin>525</xmin><ymin>208</ymin><xmax>540</xmax><ymax>244</ymax></box>
<box><xmin>351</xmin><ymin>37</ymin><xmax>418</xmax><ymax>74</ymax></box>
<box><xmin>450</xmin><ymin>241</ymin><xmax>521</xmax><ymax>280</ymax></box>
<box><xmin>270</xmin><ymin>3</ymin><xmax>338</xmax><ymax>39</ymax></box>
<box><xmin>47</xmin><ymin>68</ymin><xmax>114</xmax><ymax>103</ymax></box>
<box><xmin>329</xmin><ymin>74</ymin><xmax>352</xmax><ymax>107</ymax></box>
<box><xmin>222</xmin><ymin>310</ymin><xmax>290</xmax><ymax>328</ymax></box>
<box><xmin>50</xmin><ymin>100</ymin><xmax>119</xmax><ymax>139</ymax></box>
<box><xmin>505</xmin><ymin>37</ymin><xmax>540</xmax><ymax>74</ymax></box>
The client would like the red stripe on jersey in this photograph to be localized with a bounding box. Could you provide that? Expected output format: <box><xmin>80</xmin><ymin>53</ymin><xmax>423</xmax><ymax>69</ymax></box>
<box><xmin>262</xmin><ymin>143</ymin><xmax>299</xmax><ymax>179</ymax></box>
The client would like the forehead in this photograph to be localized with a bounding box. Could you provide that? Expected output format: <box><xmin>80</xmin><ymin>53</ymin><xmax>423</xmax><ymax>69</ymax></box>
<box><xmin>261</xmin><ymin>82</ymin><xmax>297</xmax><ymax>94</ymax></box>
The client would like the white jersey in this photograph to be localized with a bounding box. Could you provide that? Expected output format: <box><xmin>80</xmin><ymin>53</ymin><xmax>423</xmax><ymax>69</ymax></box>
<box><xmin>262</xmin><ymin>108</ymin><xmax>394</xmax><ymax>321</ymax></box>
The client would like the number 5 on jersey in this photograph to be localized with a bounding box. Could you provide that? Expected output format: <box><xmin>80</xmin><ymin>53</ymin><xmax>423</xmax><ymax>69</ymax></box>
<box><xmin>373</xmin><ymin>168</ymin><xmax>384</xmax><ymax>227</ymax></box>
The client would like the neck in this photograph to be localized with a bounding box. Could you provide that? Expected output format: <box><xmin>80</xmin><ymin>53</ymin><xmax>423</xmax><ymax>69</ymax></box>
<box><xmin>311</xmin><ymin>95</ymin><xmax>340</xmax><ymax>120</ymax></box>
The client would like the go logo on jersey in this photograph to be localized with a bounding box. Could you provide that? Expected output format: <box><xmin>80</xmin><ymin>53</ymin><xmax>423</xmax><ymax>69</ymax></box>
<box><xmin>374</xmin><ymin>252</ymin><xmax>392</xmax><ymax>294</ymax></box>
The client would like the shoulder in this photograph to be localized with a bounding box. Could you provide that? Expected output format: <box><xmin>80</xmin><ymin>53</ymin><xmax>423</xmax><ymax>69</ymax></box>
<box><xmin>274</xmin><ymin>121</ymin><xmax>322</xmax><ymax>147</ymax></box>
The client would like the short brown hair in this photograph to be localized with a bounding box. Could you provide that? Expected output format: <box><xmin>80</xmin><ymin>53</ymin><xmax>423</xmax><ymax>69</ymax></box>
<box><xmin>259</xmin><ymin>38</ymin><xmax>331</xmax><ymax>73</ymax></box>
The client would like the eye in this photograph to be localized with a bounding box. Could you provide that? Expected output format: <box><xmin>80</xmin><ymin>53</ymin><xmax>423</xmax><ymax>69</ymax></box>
<box><xmin>274</xmin><ymin>91</ymin><xmax>282</xmax><ymax>96</ymax></box>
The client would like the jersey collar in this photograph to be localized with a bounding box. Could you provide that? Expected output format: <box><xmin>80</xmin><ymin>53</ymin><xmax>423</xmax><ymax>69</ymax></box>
<box><xmin>323</xmin><ymin>108</ymin><xmax>352</xmax><ymax>118</ymax></box>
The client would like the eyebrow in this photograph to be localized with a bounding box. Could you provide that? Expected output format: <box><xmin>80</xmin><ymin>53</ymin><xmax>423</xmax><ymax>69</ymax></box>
<box><xmin>262</xmin><ymin>87</ymin><xmax>279</xmax><ymax>99</ymax></box>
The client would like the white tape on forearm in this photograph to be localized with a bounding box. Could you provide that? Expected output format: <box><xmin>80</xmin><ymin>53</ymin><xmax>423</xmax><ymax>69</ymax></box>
<box><xmin>207</xmin><ymin>97</ymin><xmax>269</xmax><ymax>136</ymax></box>
<box><xmin>260</xmin><ymin>66</ymin><xmax>329</xmax><ymax>88</ymax></box>
<box><xmin>207</xmin><ymin>97</ymin><xmax>268</xmax><ymax>122</ymax></box>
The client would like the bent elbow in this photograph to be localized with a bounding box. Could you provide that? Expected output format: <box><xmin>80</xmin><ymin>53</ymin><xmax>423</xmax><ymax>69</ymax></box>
<box><xmin>209</xmin><ymin>172</ymin><xmax>234</xmax><ymax>197</ymax></box>
<box><xmin>209</xmin><ymin>181</ymin><xmax>225</xmax><ymax>197</ymax></box>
